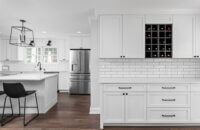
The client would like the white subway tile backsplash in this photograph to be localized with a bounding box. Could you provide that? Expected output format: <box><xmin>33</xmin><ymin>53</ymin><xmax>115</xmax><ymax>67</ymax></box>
<box><xmin>99</xmin><ymin>59</ymin><xmax>200</xmax><ymax>78</ymax></box>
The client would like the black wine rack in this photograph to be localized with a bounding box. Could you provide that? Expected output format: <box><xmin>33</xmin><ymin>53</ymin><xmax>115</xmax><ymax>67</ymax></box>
<box><xmin>145</xmin><ymin>24</ymin><xmax>172</xmax><ymax>58</ymax></box>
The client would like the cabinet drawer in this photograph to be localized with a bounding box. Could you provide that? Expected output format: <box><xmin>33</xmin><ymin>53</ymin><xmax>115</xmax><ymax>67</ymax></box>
<box><xmin>191</xmin><ymin>84</ymin><xmax>200</xmax><ymax>92</ymax></box>
<box><xmin>147</xmin><ymin>84</ymin><xmax>189</xmax><ymax>92</ymax></box>
<box><xmin>147</xmin><ymin>108</ymin><xmax>190</xmax><ymax>122</ymax></box>
<box><xmin>147</xmin><ymin>93</ymin><xmax>190</xmax><ymax>107</ymax></box>
<box><xmin>104</xmin><ymin>84</ymin><xmax>146</xmax><ymax>92</ymax></box>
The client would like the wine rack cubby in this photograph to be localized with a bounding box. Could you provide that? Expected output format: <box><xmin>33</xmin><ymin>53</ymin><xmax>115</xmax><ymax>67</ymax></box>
<box><xmin>145</xmin><ymin>24</ymin><xmax>172</xmax><ymax>58</ymax></box>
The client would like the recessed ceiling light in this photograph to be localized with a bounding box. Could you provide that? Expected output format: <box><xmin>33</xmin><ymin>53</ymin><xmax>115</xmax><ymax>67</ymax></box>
<box><xmin>76</xmin><ymin>31</ymin><xmax>81</xmax><ymax>34</ymax></box>
<box><xmin>42</xmin><ymin>31</ymin><xmax>47</xmax><ymax>34</ymax></box>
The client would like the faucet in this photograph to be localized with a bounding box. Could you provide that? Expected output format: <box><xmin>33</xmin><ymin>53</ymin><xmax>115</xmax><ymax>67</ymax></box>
<box><xmin>37</xmin><ymin>62</ymin><xmax>42</xmax><ymax>71</ymax></box>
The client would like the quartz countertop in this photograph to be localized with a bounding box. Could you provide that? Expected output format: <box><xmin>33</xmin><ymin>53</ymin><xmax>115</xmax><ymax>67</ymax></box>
<box><xmin>0</xmin><ymin>73</ymin><xmax>58</xmax><ymax>81</ymax></box>
<box><xmin>99</xmin><ymin>78</ymin><xmax>200</xmax><ymax>84</ymax></box>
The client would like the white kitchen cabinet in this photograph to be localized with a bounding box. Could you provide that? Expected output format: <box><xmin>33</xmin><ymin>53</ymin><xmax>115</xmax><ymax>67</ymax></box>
<box><xmin>173</xmin><ymin>15</ymin><xmax>194</xmax><ymax>58</ymax></box>
<box><xmin>125</xmin><ymin>92</ymin><xmax>146</xmax><ymax>122</ymax></box>
<box><xmin>101</xmin><ymin>82</ymin><xmax>200</xmax><ymax>128</ymax></box>
<box><xmin>194</xmin><ymin>15</ymin><xmax>200</xmax><ymax>58</ymax></box>
<box><xmin>123</xmin><ymin>15</ymin><xmax>144</xmax><ymax>58</ymax></box>
<box><xmin>99</xmin><ymin>15</ymin><xmax>122</xmax><ymax>58</ymax></box>
<box><xmin>191</xmin><ymin>93</ymin><xmax>200</xmax><ymax>121</ymax></box>
<box><xmin>145</xmin><ymin>15</ymin><xmax>173</xmax><ymax>24</ymax></box>
<box><xmin>58</xmin><ymin>72</ymin><xmax>69</xmax><ymax>91</ymax></box>
<box><xmin>102</xmin><ymin>84</ymin><xmax>146</xmax><ymax>126</ymax></box>
<box><xmin>104</xmin><ymin>92</ymin><xmax>124</xmax><ymax>123</ymax></box>
<box><xmin>0</xmin><ymin>39</ymin><xmax>24</xmax><ymax>61</ymax></box>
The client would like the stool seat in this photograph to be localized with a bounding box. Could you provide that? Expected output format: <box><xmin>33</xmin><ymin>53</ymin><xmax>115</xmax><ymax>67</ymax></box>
<box><xmin>0</xmin><ymin>91</ymin><xmax>4</xmax><ymax>95</ymax></box>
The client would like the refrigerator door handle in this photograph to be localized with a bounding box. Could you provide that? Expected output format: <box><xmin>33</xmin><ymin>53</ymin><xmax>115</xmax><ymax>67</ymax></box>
<box><xmin>72</xmin><ymin>64</ymin><xmax>74</xmax><ymax>71</ymax></box>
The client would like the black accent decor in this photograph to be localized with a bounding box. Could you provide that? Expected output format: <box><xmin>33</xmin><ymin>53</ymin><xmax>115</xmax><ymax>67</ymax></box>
<box><xmin>145</xmin><ymin>24</ymin><xmax>172</xmax><ymax>58</ymax></box>
<box><xmin>1</xmin><ymin>83</ymin><xmax>39</xmax><ymax>126</ymax></box>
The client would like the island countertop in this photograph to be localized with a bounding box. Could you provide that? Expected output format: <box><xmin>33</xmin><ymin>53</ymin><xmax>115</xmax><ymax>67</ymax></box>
<box><xmin>99</xmin><ymin>77</ymin><xmax>200</xmax><ymax>84</ymax></box>
<box><xmin>0</xmin><ymin>73</ymin><xmax>58</xmax><ymax>81</ymax></box>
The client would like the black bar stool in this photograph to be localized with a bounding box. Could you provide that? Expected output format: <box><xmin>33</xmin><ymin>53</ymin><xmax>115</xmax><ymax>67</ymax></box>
<box><xmin>2</xmin><ymin>83</ymin><xmax>39</xmax><ymax>126</ymax></box>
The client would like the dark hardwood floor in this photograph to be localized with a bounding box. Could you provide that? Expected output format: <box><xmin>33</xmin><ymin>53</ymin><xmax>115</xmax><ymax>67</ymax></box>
<box><xmin>1</xmin><ymin>93</ymin><xmax>200</xmax><ymax>130</ymax></box>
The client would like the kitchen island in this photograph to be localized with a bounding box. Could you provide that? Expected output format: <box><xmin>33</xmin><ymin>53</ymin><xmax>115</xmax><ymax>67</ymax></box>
<box><xmin>0</xmin><ymin>73</ymin><xmax>58</xmax><ymax>114</ymax></box>
<box><xmin>100</xmin><ymin>78</ymin><xmax>200</xmax><ymax>129</ymax></box>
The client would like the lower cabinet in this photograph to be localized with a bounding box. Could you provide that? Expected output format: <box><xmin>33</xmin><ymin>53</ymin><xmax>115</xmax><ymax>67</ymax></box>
<box><xmin>104</xmin><ymin>92</ymin><xmax>125</xmax><ymax>123</ymax></box>
<box><xmin>125</xmin><ymin>92</ymin><xmax>146</xmax><ymax>122</ymax></box>
<box><xmin>58</xmin><ymin>72</ymin><xmax>69</xmax><ymax>91</ymax></box>
<box><xmin>104</xmin><ymin>92</ymin><xmax>146</xmax><ymax>123</ymax></box>
<box><xmin>101</xmin><ymin>83</ymin><xmax>200</xmax><ymax>129</ymax></box>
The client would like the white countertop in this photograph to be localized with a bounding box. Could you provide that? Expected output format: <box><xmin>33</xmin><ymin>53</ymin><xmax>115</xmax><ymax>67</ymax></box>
<box><xmin>0</xmin><ymin>73</ymin><xmax>58</xmax><ymax>81</ymax></box>
<box><xmin>99</xmin><ymin>78</ymin><xmax>200</xmax><ymax>83</ymax></box>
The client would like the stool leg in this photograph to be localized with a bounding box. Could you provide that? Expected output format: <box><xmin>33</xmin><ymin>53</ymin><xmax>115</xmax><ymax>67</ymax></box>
<box><xmin>24</xmin><ymin>96</ymin><xmax>26</xmax><ymax>126</ymax></box>
<box><xmin>23</xmin><ymin>93</ymin><xmax>39</xmax><ymax>126</ymax></box>
<box><xmin>9</xmin><ymin>98</ymin><xmax>13</xmax><ymax>116</ymax></box>
<box><xmin>1</xmin><ymin>96</ymin><xmax>7</xmax><ymax>126</ymax></box>
<box><xmin>35</xmin><ymin>93</ymin><xmax>39</xmax><ymax>115</ymax></box>
<box><xmin>18</xmin><ymin>98</ymin><xmax>21</xmax><ymax>116</ymax></box>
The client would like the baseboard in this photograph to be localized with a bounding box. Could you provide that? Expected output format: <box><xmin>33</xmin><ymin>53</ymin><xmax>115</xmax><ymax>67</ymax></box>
<box><xmin>58</xmin><ymin>90</ymin><xmax>69</xmax><ymax>93</ymax></box>
<box><xmin>90</xmin><ymin>107</ymin><xmax>100</xmax><ymax>114</ymax></box>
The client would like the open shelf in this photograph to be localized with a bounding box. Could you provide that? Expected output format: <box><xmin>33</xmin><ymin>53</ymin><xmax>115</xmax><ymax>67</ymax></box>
<box><xmin>145</xmin><ymin>24</ymin><xmax>172</xmax><ymax>58</ymax></box>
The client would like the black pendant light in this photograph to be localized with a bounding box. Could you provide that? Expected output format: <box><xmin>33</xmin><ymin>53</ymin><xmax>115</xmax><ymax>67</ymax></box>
<box><xmin>9</xmin><ymin>19</ymin><xmax>35</xmax><ymax>47</ymax></box>
<box><xmin>47</xmin><ymin>40</ymin><xmax>52</xmax><ymax>46</ymax></box>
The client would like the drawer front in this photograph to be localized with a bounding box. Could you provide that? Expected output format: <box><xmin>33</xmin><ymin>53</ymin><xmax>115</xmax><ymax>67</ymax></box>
<box><xmin>147</xmin><ymin>84</ymin><xmax>189</xmax><ymax>92</ymax></box>
<box><xmin>191</xmin><ymin>84</ymin><xmax>200</xmax><ymax>92</ymax></box>
<box><xmin>147</xmin><ymin>108</ymin><xmax>190</xmax><ymax>122</ymax></box>
<box><xmin>104</xmin><ymin>84</ymin><xmax>146</xmax><ymax>92</ymax></box>
<box><xmin>147</xmin><ymin>93</ymin><xmax>190</xmax><ymax>107</ymax></box>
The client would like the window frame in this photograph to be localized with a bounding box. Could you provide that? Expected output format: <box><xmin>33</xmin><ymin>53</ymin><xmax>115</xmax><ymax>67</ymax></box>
<box><xmin>24</xmin><ymin>46</ymin><xmax>58</xmax><ymax>64</ymax></box>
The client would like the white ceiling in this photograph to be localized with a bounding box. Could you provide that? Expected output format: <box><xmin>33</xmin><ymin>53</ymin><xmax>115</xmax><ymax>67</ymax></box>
<box><xmin>0</xmin><ymin>0</ymin><xmax>200</xmax><ymax>38</ymax></box>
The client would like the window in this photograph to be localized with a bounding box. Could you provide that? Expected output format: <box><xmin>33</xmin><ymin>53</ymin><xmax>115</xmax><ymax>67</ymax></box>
<box><xmin>44</xmin><ymin>48</ymin><xmax>57</xmax><ymax>63</ymax></box>
<box><xmin>25</xmin><ymin>47</ymin><xmax>58</xmax><ymax>63</ymax></box>
<box><xmin>26</xmin><ymin>48</ymin><xmax>41</xmax><ymax>63</ymax></box>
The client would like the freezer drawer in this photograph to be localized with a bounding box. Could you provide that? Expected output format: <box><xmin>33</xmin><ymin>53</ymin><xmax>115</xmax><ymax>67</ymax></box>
<box><xmin>69</xmin><ymin>80</ymin><xmax>90</xmax><ymax>94</ymax></box>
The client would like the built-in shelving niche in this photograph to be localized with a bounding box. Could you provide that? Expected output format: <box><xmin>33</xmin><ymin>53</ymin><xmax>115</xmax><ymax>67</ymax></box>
<box><xmin>145</xmin><ymin>24</ymin><xmax>172</xmax><ymax>58</ymax></box>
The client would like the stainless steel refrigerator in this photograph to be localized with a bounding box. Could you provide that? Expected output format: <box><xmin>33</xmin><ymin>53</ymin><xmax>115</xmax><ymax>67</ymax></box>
<box><xmin>69</xmin><ymin>49</ymin><xmax>90</xmax><ymax>94</ymax></box>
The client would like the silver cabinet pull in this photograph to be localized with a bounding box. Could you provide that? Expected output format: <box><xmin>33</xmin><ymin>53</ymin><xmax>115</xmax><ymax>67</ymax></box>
<box><xmin>118</xmin><ymin>87</ymin><xmax>132</xmax><ymax>89</ymax></box>
<box><xmin>162</xmin><ymin>99</ymin><xmax>176</xmax><ymax>101</ymax></box>
<box><xmin>161</xmin><ymin>86</ymin><xmax>176</xmax><ymax>89</ymax></box>
<box><xmin>162</xmin><ymin>114</ymin><xmax>176</xmax><ymax>117</ymax></box>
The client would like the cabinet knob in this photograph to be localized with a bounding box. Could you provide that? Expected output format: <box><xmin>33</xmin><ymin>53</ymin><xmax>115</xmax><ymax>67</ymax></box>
<box><xmin>120</xmin><ymin>56</ymin><xmax>122</xmax><ymax>58</ymax></box>
<box><xmin>194</xmin><ymin>56</ymin><xmax>197</xmax><ymax>58</ymax></box>
<box><xmin>123</xmin><ymin>56</ymin><xmax>125</xmax><ymax>58</ymax></box>
<box><xmin>197</xmin><ymin>56</ymin><xmax>199</xmax><ymax>58</ymax></box>
<box><xmin>123</xmin><ymin>93</ymin><xmax>125</xmax><ymax>95</ymax></box>
<box><xmin>126</xmin><ymin>93</ymin><xmax>128</xmax><ymax>95</ymax></box>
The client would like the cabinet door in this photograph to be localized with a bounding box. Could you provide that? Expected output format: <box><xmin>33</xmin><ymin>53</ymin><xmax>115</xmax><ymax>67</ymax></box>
<box><xmin>125</xmin><ymin>92</ymin><xmax>146</xmax><ymax>122</ymax></box>
<box><xmin>195</xmin><ymin>15</ymin><xmax>200</xmax><ymax>57</ymax></box>
<box><xmin>59</xmin><ymin>72</ymin><xmax>69</xmax><ymax>91</ymax></box>
<box><xmin>99</xmin><ymin>15</ymin><xmax>122</xmax><ymax>58</ymax></box>
<box><xmin>191</xmin><ymin>93</ymin><xmax>200</xmax><ymax>121</ymax></box>
<box><xmin>0</xmin><ymin>39</ymin><xmax>7</xmax><ymax>61</ymax></box>
<box><xmin>173</xmin><ymin>15</ymin><xmax>194</xmax><ymax>58</ymax></box>
<box><xmin>123</xmin><ymin>15</ymin><xmax>144</xmax><ymax>58</ymax></box>
<box><xmin>104</xmin><ymin>92</ymin><xmax>125</xmax><ymax>123</ymax></box>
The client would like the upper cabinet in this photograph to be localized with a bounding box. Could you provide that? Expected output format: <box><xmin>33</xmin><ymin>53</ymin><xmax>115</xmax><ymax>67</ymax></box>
<box><xmin>0</xmin><ymin>39</ymin><xmax>24</xmax><ymax>61</ymax></box>
<box><xmin>173</xmin><ymin>15</ymin><xmax>194</xmax><ymax>58</ymax></box>
<box><xmin>195</xmin><ymin>15</ymin><xmax>200</xmax><ymax>58</ymax></box>
<box><xmin>99</xmin><ymin>12</ymin><xmax>200</xmax><ymax>59</ymax></box>
<box><xmin>145</xmin><ymin>15</ymin><xmax>173</xmax><ymax>24</ymax></box>
<box><xmin>99</xmin><ymin>15</ymin><xmax>122</xmax><ymax>58</ymax></box>
<box><xmin>99</xmin><ymin>15</ymin><xmax>144</xmax><ymax>58</ymax></box>
<box><xmin>123</xmin><ymin>15</ymin><xmax>144</xmax><ymax>58</ymax></box>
